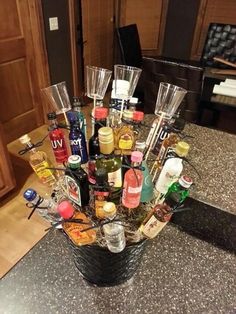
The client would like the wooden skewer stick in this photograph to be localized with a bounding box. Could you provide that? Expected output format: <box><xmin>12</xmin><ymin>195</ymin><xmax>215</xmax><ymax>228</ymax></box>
<box><xmin>145</xmin><ymin>111</ymin><xmax>165</xmax><ymax>161</ymax></box>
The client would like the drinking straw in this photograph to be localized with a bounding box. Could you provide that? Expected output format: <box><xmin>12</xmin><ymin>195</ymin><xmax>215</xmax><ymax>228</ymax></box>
<box><xmin>144</xmin><ymin>111</ymin><xmax>165</xmax><ymax>161</ymax></box>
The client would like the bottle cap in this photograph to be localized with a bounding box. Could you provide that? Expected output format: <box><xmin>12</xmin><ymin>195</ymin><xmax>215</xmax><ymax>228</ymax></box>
<box><xmin>133</xmin><ymin>111</ymin><xmax>144</xmax><ymax>122</ymax></box>
<box><xmin>68</xmin><ymin>155</ymin><xmax>81</xmax><ymax>168</ymax></box>
<box><xmin>94</xmin><ymin>107</ymin><xmax>108</xmax><ymax>120</ymax></box>
<box><xmin>123</xmin><ymin>110</ymin><xmax>133</xmax><ymax>120</ymax></box>
<box><xmin>95</xmin><ymin>168</ymin><xmax>108</xmax><ymax>184</ymax></box>
<box><xmin>19</xmin><ymin>134</ymin><xmax>31</xmax><ymax>145</ymax></box>
<box><xmin>135</xmin><ymin>140</ymin><xmax>146</xmax><ymax>151</ymax></box>
<box><xmin>175</xmin><ymin>141</ymin><xmax>190</xmax><ymax>157</ymax></box>
<box><xmin>131</xmin><ymin>151</ymin><xmax>143</xmax><ymax>162</ymax></box>
<box><xmin>98</xmin><ymin>127</ymin><xmax>114</xmax><ymax>143</ymax></box>
<box><xmin>56</xmin><ymin>200</ymin><xmax>74</xmax><ymax>219</ymax></box>
<box><xmin>47</xmin><ymin>112</ymin><xmax>57</xmax><ymax>120</ymax></box>
<box><xmin>23</xmin><ymin>189</ymin><xmax>37</xmax><ymax>201</ymax></box>
<box><xmin>179</xmin><ymin>175</ymin><xmax>193</xmax><ymax>188</ymax></box>
<box><xmin>129</xmin><ymin>97</ymin><xmax>138</xmax><ymax>104</ymax></box>
<box><xmin>103</xmin><ymin>202</ymin><xmax>116</xmax><ymax>217</ymax></box>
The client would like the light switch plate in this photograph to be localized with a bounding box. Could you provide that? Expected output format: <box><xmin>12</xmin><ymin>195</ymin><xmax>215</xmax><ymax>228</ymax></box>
<box><xmin>49</xmin><ymin>17</ymin><xmax>59</xmax><ymax>31</ymax></box>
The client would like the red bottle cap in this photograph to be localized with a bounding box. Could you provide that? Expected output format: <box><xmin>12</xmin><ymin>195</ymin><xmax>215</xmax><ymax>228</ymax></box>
<box><xmin>133</xmin><ymin>111</ymin><xmax>144</xmax><ymax>122</ymax></box>
<box><xmin>179</xmin><ymin>175</ymin><xmax>193</xmax><ymax>188</ymax></box>
<box><xmin>94</xmin><ymin>107</ymin><xmax>108</xmax><ymax>119</ymax></box>
<box><xmin>56</xmin><ymin>200</ymin><xmax>75</xmax><ymax>219</ymax></box>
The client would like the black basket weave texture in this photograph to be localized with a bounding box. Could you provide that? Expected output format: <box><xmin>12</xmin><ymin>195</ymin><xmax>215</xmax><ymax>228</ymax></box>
<box><xmin>68</xmin><ymin>239</ymin><xmax>147</xmax><ymax>286</ymax></box>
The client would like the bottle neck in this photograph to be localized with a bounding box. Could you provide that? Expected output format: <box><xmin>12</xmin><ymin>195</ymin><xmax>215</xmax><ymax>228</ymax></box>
<box><xmin>94</xmin><ymin>118</ymin><xmax>106</xmax><ymax>135</ymax></box>
<box><xmin>49</xmin><ymin>119</ymin><xmax>58</xmax><ymax>129</ymax></box>
<box><xmin>26</xmin><ymin>141</ymin><xmax>36</xmax><ymax>153</ymax></box>
<box><xmin>131</xmin><ymin>161</ymin><xmax>141</xmax><ymax>168</ymax></box>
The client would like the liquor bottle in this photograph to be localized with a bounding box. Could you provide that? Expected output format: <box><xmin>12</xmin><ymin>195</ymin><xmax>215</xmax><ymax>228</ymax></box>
<box><xmin>63</xmin><ymin>211</ymin><xmax>96</xmax><ymax>246</ymax></box>
<box><xmin>88</xmin><ymin>107</ymin><xmax>108</xmax><ymax>184</ymax></box>
<box><xmin>140</xmin><ymin>203</ymin><xmax>172</xmax><ymax>238</ymax></box>
<box><xmin>152</xmin><ymin>120</ymin><xmax>172</xmax><ymax>155</ymax></box>
<box><xmin>135</xmin><ymin>140</ymin><xmax>154</xmax><ymax>203</ymax></box>
<box><xmin>103</xmin><ymin>221</ymin><xmax>126</xmax><ymax>253</ymax></box>
<box><xmin>164</xmin><ymin>141</ymin><xmax>190</xmax><ymax>162</ymax></box>
<box><xmin>96</xmin><ymin>157</ymin><xmax>122</xmax><ymax>204</ymax></box>
<box><xmin>128</xmin><ymin>97</ymin><xmax>138</xmax><ymax>111</ymax></box>
<box><xmin>72</xmin><ymin>96</ymin><xmax>87</xmax><ymax>139</ymax></box>
<box><xmin>94</xmin><ymin>168</ymin><xmax>110</xmax><ymax>218</ymax></box>
<box><xmin>68</xmin><ymin>112</ymin><xmax>88</xmax><ymax>164</ymax></box>
<box><xmin>19</xmin><ymin>134</ymin><xmax>56</xmax><ymax>186</ymax></box>
<box><xmin>23</xmin><ymin>188</ymin><xmax>61</xmax><ymax>223</ymax></box>
<box><xmin>133</xmin><ymin>111</ymin><xmax>144</xmax><ymax>139</ymax></box>
<box><xmin>153</xmin><ymin>133</ymin><xmax>180</xmax><ymax>171</ymax></box>
<box><xmin>122</xmin><ymin>151</ymin><xmax>143</xmax><ymax>209</ymax></box>
<box><xmin>65</xmin><ymin>155</ymin><xmax>89</xmax><ymax>206</ymax></box>
<box><xmin>47</xmin><ymin>112</ymin><xmax>68</xmax><ymax>164</ymax></box>
<box><xmin>115</xmin><ymin>110</ymin><xmax>135</xmax><ymax>155</ymax></box>
<box><xmin>155</xmin><ymin>157</ymin><xmax>183</xmax><ymax>197</ymax></box>
<box><xmin>98</xmin><ymin>127</ymin><xmax>114</xmax><ymax>155</ymax></box>
<box><xmin>164</xmin><ymin>175</ymin><xmax>193</xmax><ymax>208</ymax></box>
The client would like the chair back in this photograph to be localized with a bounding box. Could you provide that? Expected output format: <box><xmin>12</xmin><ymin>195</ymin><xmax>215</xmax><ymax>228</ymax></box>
<box><xmin>116</xmin><ymin>24</ymin><xmax>143</xmax><ymax>68</ymax></box>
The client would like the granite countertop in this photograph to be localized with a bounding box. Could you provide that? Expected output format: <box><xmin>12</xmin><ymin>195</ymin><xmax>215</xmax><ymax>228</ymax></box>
<box><xmin>0</xmin><ymin>225</ymin><xmax>235</xmax><ymax>314</ymax></box>
<box><xmin>144</xmin><ymin>115</ymin><xmax>236</xmax><ymax>215</ymax></box>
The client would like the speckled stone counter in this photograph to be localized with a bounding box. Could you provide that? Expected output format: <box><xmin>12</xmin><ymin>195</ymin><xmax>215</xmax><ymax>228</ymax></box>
<box><xmin>0</xmin><ymin>226</ymin><xmax>235</xmax><ymax>314</ymax></box>
<box><xmin>144</xmin><ymin>115</ymin><xmax>236</xmax><ymax>215</ymax></box>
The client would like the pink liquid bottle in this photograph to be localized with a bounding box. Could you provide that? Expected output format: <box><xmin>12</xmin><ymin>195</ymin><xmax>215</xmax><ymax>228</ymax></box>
<box><xmin>47</xmin><ymin>112</ymin><xmax>69</xmax><ymax>164</ymax></box>
<box><xmin>122</xmin><ymin>151</ymin><xmax>143</xmax><ymax>209</ymax></box>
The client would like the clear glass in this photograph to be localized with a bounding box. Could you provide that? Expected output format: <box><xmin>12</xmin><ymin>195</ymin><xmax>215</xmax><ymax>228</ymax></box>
<box><xmin>154</xmin><ymin>82</ymin><xmax>187</xmax><ymax>119</ymax></box>
<box><xmin>41</xmin><ymin>82</ymin><xmax>71</xmax><ymax>114</ymax></box>
<box><xmin>86</xmin><ymin>66</ymin><xmax>112</xmax><ymax>101</ymax></box>
<box><xmin>114</xmin><ymin>65</ymin><xmax>142</xmax><ymax>100</ymax></box>
<box><xmin>103</xmin><ymin>222</ymin><xmax>126</xmax><ymax>253</ymax></box>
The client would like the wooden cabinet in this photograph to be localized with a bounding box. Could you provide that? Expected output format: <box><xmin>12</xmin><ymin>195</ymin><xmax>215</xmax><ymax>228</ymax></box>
<box><xmin>0</xmin><ymin>123</ymin><xmax>15</xmax><ymax>198</ymax></box>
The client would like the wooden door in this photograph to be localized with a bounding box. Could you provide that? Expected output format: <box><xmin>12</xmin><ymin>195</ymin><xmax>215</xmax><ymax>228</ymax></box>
<box><xmin>81</xmin><ymin>0</ymin><xmax>114</xmax><ymax>76</ymax></box>
<box><xmin>0</xmin><ymin>0</ymin><xmax>45</xmax><ymax>143</ymax></box>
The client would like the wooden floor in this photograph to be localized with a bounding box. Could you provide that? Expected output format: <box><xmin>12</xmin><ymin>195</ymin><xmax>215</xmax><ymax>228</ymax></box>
<box><xmin>0</xmin><ymin>104</ymin><xmax>93</xmax><ymax>278</ymax></box>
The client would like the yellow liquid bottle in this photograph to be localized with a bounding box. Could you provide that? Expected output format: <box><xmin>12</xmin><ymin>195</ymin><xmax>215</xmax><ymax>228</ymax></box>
<box><xmin>19</xmin><ymin>134</ymin><xmax>57</xmax><ymax>186</ymax></box>
<box><xmin>115</xmin><ymin>110</ymin><xmax>135</xmax><ymax>155</ymax></box>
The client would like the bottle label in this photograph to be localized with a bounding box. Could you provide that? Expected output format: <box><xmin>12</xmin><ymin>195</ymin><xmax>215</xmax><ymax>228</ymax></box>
<box><xmin>65</xmin><ymin>175</ymin><xmax>81</xmax><ymax>206</ymax></box>
<box><xmin>32</xmin><ymin>161</ymin><xmax>55</xmax><ymax>182</ymax></box>
<box><xmin>127</xmin><ymin>186</ymin><xmax>142</xmax><ymax>193</ymax></box>
<box><xmin>70</xmin><ymin>138</ymin><xmax>88</xmax><ymax>163</ymax></box>
<box><xmin>88</xmin><ymin>160</ymin><xmax>96</xmax><ymax>184</ymax></box>
<box><xmin>108</xmin><ymin>169</ymin><xmax>122</xmax><ymax>188</ymax></box>
<box><xmin>142</xmin><ymin>215</ymin><xmax>167</xmax><ymax>238</ymax></box>
<box><xmin>50</xmin><ymin>138</ymin><xmax>68</xmax><ymax>163</ymax></box>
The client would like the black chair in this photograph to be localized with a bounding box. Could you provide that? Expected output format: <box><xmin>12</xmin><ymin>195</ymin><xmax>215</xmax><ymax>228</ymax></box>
<box><xmin>116</xmin><ymin>24</ymin><xmax>143</xmax><ymax>68</ymax></box>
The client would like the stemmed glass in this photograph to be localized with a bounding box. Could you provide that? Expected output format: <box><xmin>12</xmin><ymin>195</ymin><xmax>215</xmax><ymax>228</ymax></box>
<box><xmin>113</xmin><ymin>65</ymin><xmax>142</xmax><ymax>119</ymax></box>
<box><xmin>86</xmin><ymin>66</ymin><xmax>112</xmax><ymax>110</ymax></box>
<box><xmin>41</xmin><ymin>81</ymin><xmax>71</xmax><ymax>124</ymax></box>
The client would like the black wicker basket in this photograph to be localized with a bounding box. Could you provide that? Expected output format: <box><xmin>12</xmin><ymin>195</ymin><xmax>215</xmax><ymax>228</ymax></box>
<box><xmin>68</xmin><ymin>238</ymin><xmax>147</xmax><ymax>286</ymax></box>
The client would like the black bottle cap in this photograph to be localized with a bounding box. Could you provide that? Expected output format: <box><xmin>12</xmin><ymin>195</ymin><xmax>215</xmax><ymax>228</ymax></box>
<box><xmin>47</xmin><ymin>112</ymin><xmax>57</xmax><ymax>120</ymax></box>
<box><xmin>95</xmin><ymin>168</ymin><xmax>108</xmax><ymax>184</ymax></box>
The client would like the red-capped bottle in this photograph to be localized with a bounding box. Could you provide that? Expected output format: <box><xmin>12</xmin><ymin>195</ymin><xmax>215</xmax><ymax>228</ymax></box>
<box><xmin>47</xmin><ymin>112</ymin><xmax>69</xmax><ymax>164</ymax></box>
<box><xmin>122</xmin><ymin>151</ymin><xmax>143</xmax><ymax>209</ymax></box>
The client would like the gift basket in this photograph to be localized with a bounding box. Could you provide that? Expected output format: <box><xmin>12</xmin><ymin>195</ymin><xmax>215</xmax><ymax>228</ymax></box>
<box><xmin>19</xmin><ymin>65</ymin><xmax>195</xmax><ymax>286</ymax></box>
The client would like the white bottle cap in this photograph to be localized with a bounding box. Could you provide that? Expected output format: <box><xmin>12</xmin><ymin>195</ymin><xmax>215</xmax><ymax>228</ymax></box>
<box><xmin>179</xmin><ymin>175</ymin><xmax>193</xmax><ymax>188</ymax></box>
<box><xmin>129</xmin><ymin>97</ymin><xmax>138</xmax><ymax>104</ymax></box>
<box><xmin>68</xmin><ymin>155</ymin><xmax>81</xmax><ymax>165</ymax></box>
<box><xmin>19</xmin><ymin>134</ymin><xmax>31</xmax><ymax>144</ymax></box>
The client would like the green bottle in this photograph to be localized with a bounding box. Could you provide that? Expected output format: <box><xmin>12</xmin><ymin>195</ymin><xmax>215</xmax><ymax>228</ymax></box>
<box><xmin>135</xmin><ymin>140</ymin><xmax>154</xmax><ymax>203</ymax></box>
<box><xmin>164</xmin><ymin>175</ymin><xmax>193</xmax><ymax>208</ymax></box>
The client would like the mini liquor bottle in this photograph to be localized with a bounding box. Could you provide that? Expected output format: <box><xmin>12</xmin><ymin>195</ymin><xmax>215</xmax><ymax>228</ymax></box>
<box><xmin>135</xmin><ymin>140</ymin><xmax>154</xmax><ymax>203</ymax></box>
<box><xmin>65</xmin><ymin>155</ymin><xmax>89</xmax><ymax>206</ymax></box>
<box><xmin>72</xmin><ymin>96</ymin><xmax>87</xmax><ymax>139</ymax></box>
<box><xmin>88</xmin><ymin>107</ymin><xmax>108</xmax><ymax>184</ymax></box>
<box><xmin>19</xmin><ymin>134</ymin><xmax>56</xmax><ymax>186</ymax></box>
<box><xmin>68</xmin><ymin>112</ymin><xmax>88</xmax><ymax>164</ymax></box>
<box><xmin>115</xmin><ymin>110</ymin><xmax>135</xmax><ymax>155</ymax></box>
<box><xmin>23</xmin><ymin>188</ymin><xmax>61</xmax><ymax>222</ymax></box>
<box><xmin>103</xmin><ymin>221</ymin><xmax>126</xmax><ymax>253</ymax></box>
<box><xmin>164</xmin><ymin>175</ymin><xmax>193</xmax><ymax>208</ymax></box>
<box><xmin>47</xmin><ymin>112</ymin><xmax>68</xmax><ymax>164</ymax></box>
<box><xmin>122</xmin><ymin>151</ymin><xmax>143</xmax><ymax>209</ymax></box>
<box><xmin>94</xmin><ymin>168</ymin><xmax>110</xmax><ymax>218</ymax></box>
<box><xmin>140</xmin><ymin>203</ymin><xmax>172</xmax><ymax>238</ymax></box>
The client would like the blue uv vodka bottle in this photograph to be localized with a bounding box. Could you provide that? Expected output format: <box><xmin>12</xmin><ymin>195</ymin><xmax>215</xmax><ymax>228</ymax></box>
<box><xmin>68</xmin><ymin>112</ymin><xmax>88</xmax><ymax>164</ymax></box>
